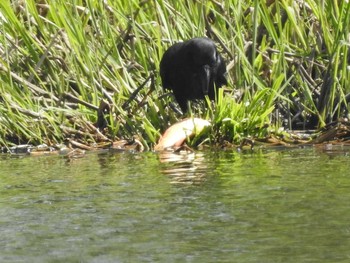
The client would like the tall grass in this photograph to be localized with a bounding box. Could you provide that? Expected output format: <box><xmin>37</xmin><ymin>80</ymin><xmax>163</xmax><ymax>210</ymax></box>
<box><xmin>0</xmin><ymin>0</ymin><xmax>349</xmax><ymax>150</ymax></box>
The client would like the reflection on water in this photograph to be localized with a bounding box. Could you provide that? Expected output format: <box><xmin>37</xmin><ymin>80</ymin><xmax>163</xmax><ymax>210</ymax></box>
<box><xmin>1</xmin><ymin>147</ymin><xmax>350</xmax><ymax>262</ymax></box>
<box><xmin>158</xmin><ymin>151</ymin><xmax>208</xmax><ymax>184</ymax></box>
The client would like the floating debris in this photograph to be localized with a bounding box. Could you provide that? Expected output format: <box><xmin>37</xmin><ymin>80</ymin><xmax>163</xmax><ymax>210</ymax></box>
<box><xmin>110</xmin><ymin>138</ymin><xmax>144</xmax><ymax>152</ymax></box>
<box><xmin>9</xmin><ymin>144</ymin><xmax>35</xmax><ymax>155</ymax></box>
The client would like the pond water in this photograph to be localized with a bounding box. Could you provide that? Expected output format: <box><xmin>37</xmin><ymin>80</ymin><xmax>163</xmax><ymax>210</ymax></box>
<box><xmin>1</xmin><ymin>146</ymin><xmax>350</xmax><ymax>262</ymax></box>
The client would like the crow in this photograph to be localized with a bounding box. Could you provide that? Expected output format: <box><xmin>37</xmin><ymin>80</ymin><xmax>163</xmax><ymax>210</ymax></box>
<box><xmin>160</xmin><ymin>37</ymin><xmax>227</xmax><ymax>113</ymax></box>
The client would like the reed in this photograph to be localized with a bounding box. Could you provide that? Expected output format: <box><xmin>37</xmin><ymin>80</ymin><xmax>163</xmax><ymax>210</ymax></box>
<box><xmin>0</xmin><ymin>0</ymin><xmax>349</xmax><ymax>149</ymax></box>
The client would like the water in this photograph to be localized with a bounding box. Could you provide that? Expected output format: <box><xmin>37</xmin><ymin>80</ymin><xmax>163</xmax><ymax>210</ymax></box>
<box><xmin>1</xmin><ymin>147</ymin><xmax>350</xmax><ymax>262</ymax></box>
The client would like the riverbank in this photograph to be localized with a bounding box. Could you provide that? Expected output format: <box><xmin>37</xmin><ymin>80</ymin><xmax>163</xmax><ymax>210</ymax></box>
<box><xmin>0</xmin><ymin>0</ymin><xmax>349</xmax><ymax>150</ymax></box>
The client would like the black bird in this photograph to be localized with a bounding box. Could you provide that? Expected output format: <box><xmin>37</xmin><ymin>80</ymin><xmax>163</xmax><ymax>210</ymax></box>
<box><xmin>160</xmin><ymin>37</ymin><xmax>227</xmax><ymax>113</ymax></box>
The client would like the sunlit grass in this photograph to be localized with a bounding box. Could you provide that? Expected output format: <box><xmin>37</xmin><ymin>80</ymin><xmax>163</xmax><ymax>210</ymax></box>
<box><xmin>0</xmin><ymin>0</ymin><xmax>349</xmax><ymax>150</ymax></box>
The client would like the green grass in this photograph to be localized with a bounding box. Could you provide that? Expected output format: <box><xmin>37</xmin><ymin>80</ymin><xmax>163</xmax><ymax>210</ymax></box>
<box><xmin>0</xmin><ymin>0</ymin><xmax>349</xmax><ymax>150</ymax></box>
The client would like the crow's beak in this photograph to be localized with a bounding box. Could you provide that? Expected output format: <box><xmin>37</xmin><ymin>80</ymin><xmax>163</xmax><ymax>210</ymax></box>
<box><xmin>200</xmin><ymin>65</ymin><xmax>211</xmax><ymax>94</ymax></box>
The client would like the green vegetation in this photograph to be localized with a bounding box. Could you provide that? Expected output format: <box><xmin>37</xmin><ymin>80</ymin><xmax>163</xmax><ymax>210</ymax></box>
<box><xmin>0</xmin><ymin>0</ymin><xmax>349</xmax><ymax>150</ymax></box>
